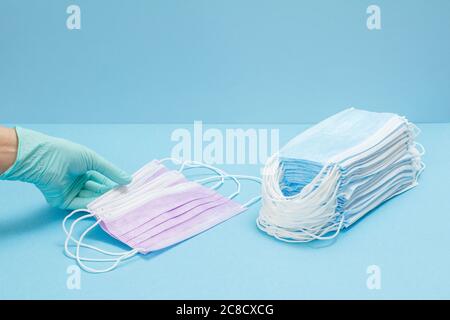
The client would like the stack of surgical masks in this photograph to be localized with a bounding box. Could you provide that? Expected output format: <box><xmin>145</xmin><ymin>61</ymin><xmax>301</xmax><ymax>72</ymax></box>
<box><xmin>63</xmin><ymin>159</ymin><xmax>260</xmax><ymax>273</ymax></box>
<box><xmin>257</xmin><ymin>108</ymin><xmax>425</xmax><ymax>242</ymax></box>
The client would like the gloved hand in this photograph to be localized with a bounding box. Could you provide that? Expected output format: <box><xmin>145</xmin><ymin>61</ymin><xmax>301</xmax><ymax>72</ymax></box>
<box><xmin>0</xmin><ymin>127</ymin><xmax>132</xmax><ymax>210</ymax></box>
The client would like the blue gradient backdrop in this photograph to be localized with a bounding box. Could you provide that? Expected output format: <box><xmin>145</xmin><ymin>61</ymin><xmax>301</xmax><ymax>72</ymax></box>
<box><xmin>1</xmin><ymin>0</ymin><xmax>449</xmax><ymax>123</ymax></box>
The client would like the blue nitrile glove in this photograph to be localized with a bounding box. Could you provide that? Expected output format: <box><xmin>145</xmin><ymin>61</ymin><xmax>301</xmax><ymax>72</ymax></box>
<box><xmin>0</xmin><ymin>127</ymin><xmax>132</xmax><ymax>210</ymax></box>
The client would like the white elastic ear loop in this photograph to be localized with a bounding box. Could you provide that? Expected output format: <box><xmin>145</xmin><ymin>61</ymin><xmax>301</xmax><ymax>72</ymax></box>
<box><xmin>281</xmin><ymin>214</ymin><xmax>344</xmax><ymax>242</ymax></box>
<box><xmin>159</xmin><ymin>157</ymin><xmax>180</xmax><ymax>164</ymax></box>
<box><xmin>417</xmin><ymin>161</ymin><xmax>426</xmax><ymax>178</ymax></box>
<box><xmin>159</xmin><ymin>157</ymin><xmax>225</xmax><ymax>190</ymax></box>
<box><xmin>64</xmin><ymin>212</ymin><xmax>138</xmax><ymax>264</ymax></box>
<box><xmin>259</xmin><ymin>160</ymin><xmax>342</xmax><ymax>241</ymax></box>
<box><xmin>62</xmin><ymin>209</ymin><xmax>136</xmax><ymax>261</ymax></box>
<box><xmin>63</xmin><ymin>209</ymin><xmax>131</xmax><ymax>260</ymax></box>
<box><xmin>414</xmin><ymin>142</ymin><xmax>425</xmax><ymax>156</ymax></box>
<box><xmin>64</xmin><ymin>210</ymin><xmax>140</xmax><ymax>270</ymax></box>
<box><xmin>197</xmin><ymin>174</ymin><xmax>262</xmax><ymax>208</ymax></box>
<box><xmin>75</xmin><ymin>218</ymin><xmax>140</xmax><ymax>273</ymax></box>
<box><xmin>228</xmin><ymin>175</ymin><xmax>262</xmax><ymax>208</ymax></box>
<box><xmin>182</xmin><ymin>163</ymin><xmax>226</xmax><ymax>190</ymax></box>
<box><xmin>195</xmin><ymin>174</ymin><xmax>241</xmax><ymax>198</ymax></box>
<box><xmin>408</xmin><ymin>121</ymin><xmax>421</xmax><ymax>138</ymax></box>
<box><xmin>257</xmin><ymin>214</ymin><xmax>344</xmax><ymax>243</ymax></box>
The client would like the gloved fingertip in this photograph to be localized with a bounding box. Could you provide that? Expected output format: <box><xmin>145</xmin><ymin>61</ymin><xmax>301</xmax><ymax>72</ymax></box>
<box><xmin>117</xmin><ymin>172</ymin><xmax>132</xmax><ymax>185</ymax></box>
<box><xmin>66</xmin><ymin>197</ymin><xmax>93</xmax><ymax>211</ymax></box>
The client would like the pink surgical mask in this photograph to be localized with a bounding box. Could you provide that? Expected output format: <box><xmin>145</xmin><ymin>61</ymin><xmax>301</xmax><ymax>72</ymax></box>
<box><xmin>63</xmin><ymin>159</ymin><xmax>260</xmax><ymax>273</ymax></box>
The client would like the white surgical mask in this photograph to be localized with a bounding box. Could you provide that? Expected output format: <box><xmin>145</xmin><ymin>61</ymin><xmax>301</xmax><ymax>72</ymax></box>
<box><xmin>258</xmin><ymin>108</ymin><xmax>425</xmax><ymax>242</ymax></box>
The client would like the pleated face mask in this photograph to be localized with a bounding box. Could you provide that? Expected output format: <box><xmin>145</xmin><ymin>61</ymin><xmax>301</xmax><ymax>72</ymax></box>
<box><xmin>63</xmin><ymin>159</ymin><xmax>261</xmax><ymax>273</ymax></box>
<box><xmin>258</xmin><ymin>108</ymin><xmax>425</xmax><ymax>243</ymax></box>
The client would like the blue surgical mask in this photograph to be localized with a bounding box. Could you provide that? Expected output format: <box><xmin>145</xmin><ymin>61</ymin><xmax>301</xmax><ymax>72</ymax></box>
<box><xmin>258</xmin><ymin>108</ymin><xmax>425</xmax><ymax>242</ymax></box>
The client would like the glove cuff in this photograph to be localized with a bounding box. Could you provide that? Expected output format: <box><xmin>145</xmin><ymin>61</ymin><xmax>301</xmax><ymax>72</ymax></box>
<box><xmin>0</xmin><ymin>127</ymin><xmax>48</xmax><ymax>183</ymax></box>
<box><xmin>0</xmin><ymin>127</ymin><xmax>23</xmax><ymax>181</ymax></box>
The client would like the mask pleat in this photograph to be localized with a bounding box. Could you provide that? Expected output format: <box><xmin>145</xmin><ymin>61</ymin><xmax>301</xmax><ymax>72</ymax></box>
<box><xmin>119</xmin><ymin>193</ymin><xmax>225</xmax><ymax>241</ymax></box>
<box><xmin>258</xmin><ymin>107</ymin><xmax>425</xmax><ymax>242</ymax></box>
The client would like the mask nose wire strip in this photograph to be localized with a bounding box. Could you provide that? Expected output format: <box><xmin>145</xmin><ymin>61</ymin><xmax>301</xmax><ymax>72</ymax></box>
<box><xmin>64</xmin><ymin>210</ymin><xmax>141</xmax><ymax>264</ymax></box>
<box><xmin>63</xmin><ymin>209</ymin><xmax>132</xmax><ymax>259</ymax></box>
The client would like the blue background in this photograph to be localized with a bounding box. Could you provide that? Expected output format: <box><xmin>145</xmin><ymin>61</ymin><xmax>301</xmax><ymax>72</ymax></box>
<box><xmin>1</xmin><ymin>0</ymin><xmax>450</xmax><ymax>123</ymax></box>
<box><xmin>0</xmin><ymin>123</ymin><xmax>449</xmax><ymax>299</ymax></box>
<box><xmin>1</xmin><ymin>1</ymin><xmax>450</xmax><ymax>300</ymax></box>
